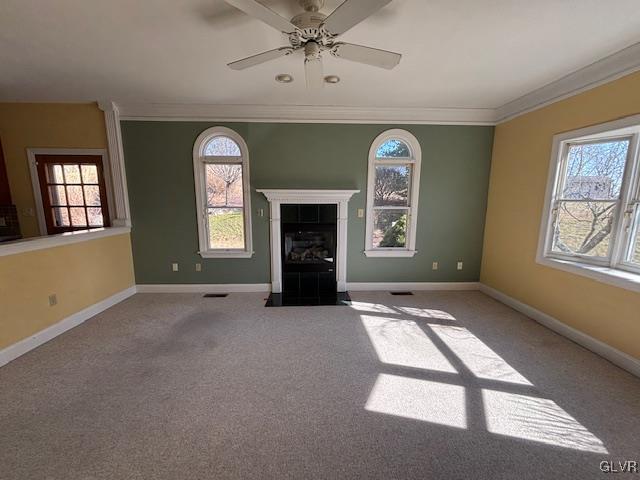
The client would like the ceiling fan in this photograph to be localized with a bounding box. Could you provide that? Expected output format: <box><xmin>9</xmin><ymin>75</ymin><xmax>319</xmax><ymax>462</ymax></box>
<box><xmin>223</xmin><ymin>0</ymin><xmax>401</xmax><ymax>88</ymax></box>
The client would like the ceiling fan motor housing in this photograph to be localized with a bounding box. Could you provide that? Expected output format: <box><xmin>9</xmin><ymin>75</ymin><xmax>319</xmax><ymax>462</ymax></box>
<box><xmin>298</xmin><ymin>0</ymin><xmax>324</xmax><ymax>12</ymax></box>
<box><xmin>289</xmin><ymin>11</ymin><xmax>332</xmax><ymax>48</ymax></box>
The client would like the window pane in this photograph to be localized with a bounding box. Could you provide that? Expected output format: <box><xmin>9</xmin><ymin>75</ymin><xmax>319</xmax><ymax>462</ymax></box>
<box><xmin>204</xmin><ymin>136</ymin><xmax>241</xmax><ymax>156</ymax></box>
<box><xmin>373</xmin><ymin>210</ymin><xmax>408</xmax><ymax>248</ymax></box>
<box><xmin>69</xmin><ymin>207</ymin><xmax>87</xmax><ymax>227</ymax></box>
<box><xmin>376</xmin><ymin>139</ymin><xmax>410</xmax><ymax>158</ymax></box>
<box><xmin>206</xmin><ymin>164</ymin><xmax>243</xmax><ymax>208</ymax></box>
<box><xmin>83</xmin><ymin>185</ymin><xmax>101</xmax><ymax>206</ymax></box>
<box><xmin>562</xmin><ymin>140</ymin><xmax>629</xmax><ymax>200</ymax></box>
<box><xmin>551</xmin><ymin>201</ymin><xmax>616</xmax><ymax>257</ymax></box>
<box><xmin>66</xmin><ymin>185</ymin><xmax>84</xmax><ymax>205</ymax></box>
<box><xmin>48</xmin><ymin>186</ymin><xmax>67</xmax><ymax>206</ymax></box>
<box><xmin>374</xmin><ymin>165</ymin><xmax>410</xmax><ymax>206</ymax></box>
<box><xmin>208</xmin><ymin>208</ymin><xmax>245</xmax><ymax>249</ymax></box>
<box><xmin>52</xmin><ymin>207</ymin><xmax>70</xmax><ymax>227</ymax></box>
<box><xmin>63</xmin><ymin>164</ymin><xmax>82</xmax><ymax>184</ymax></box>
<box><xmin>47</xmin><ymin>164</ymin><xmax>65</xmax><ymax>183</ymax></box>
<box><xmin>81</xmin><ymin>164</ymin><xmax>99</xmax><ymax>183</ymax></box>
<box><xmin>632</xmin><ymin>232</ymin><xmax>640</xmax><ymax>265</ymax></box>
<box><xmin>629</xmin><ymin>211</ymin><xmax>640</xmax><ymax>265</ymax></box>
<box><xmin>87</xmin><ymin>207</ymin><xmax>104</xmax><ymax>226</ymax></box>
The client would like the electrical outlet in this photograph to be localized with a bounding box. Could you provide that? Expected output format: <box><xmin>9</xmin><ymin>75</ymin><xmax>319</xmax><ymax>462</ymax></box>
<box><xmin>195</xmin><ymin>263</ymin><xmax>202</xmax><ymax>272</ymax></box>
<box><xmin>258</xmin><ymin>208</ymin><xmax>264</xmax><ymax>217</ymax></box>
<box><xmin>357</xmin><ymin>208</ymin><xmax>365</xmax><ymax>218</ymax></box>
<box><xmin>172</xmin><ymin>263</ymin><xmax>179</xmax><ymax>272</ymax></box>
<box><xmin>457</xmin><ymin>261</ymin><xmax>463</xmax><ymax>270</ymax></box>
<box><xmin>48</xmin><ymin>294</ymin><xmax>57</xmax><ymax>306</ymax></box>
<box><xmin>432</xmin><ymin>261</ymin><xmax>438</xmax><ymax>270</ymax></box>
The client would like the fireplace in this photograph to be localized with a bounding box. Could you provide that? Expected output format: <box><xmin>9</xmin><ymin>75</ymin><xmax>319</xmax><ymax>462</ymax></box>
<box><xmin>257</xmin><ymin>189</ymin><xmax>359</xmax><ymax>307</ymax></box>
<box><xmin>281</xmin><ymin>204</ymin><xmax>337</xmax><ymax>299</ymax></box>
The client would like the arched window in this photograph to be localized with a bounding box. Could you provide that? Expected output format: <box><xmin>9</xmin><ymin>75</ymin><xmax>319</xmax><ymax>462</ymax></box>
<box><xmin>365</xmin><ymin>129</ymin><xmax>421</xmax><ymax>257</ymax></box>
<box><xmin>193</xmin><ymin>127</ymin><xmax>252</xmax><ymax>257</ymax></box>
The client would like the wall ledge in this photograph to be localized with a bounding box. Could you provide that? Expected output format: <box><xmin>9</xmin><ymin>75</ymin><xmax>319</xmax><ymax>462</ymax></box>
<box><xmin>479</xmin><ymin>284</ymin><xmax>640</xmax><ymax>378</ymax></box>
<box><xmin>0</xmin><ymin>227</ymin><xmax>131</xmax><ymax>257</ymax></box>
<box><xmin>0</xmin><ymin>286</ymin><xmax>136</xmax><ymax>368</ymax></box>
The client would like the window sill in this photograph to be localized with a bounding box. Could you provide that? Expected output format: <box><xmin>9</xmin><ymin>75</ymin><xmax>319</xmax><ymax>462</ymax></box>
<box><xmin>199</xmin><ymin>250</ymin><xmax>254</xmax><ymax>259</ymax></box>
<box><xmin>537</xmin><ymin>256</ymin><xmax>640</xmax><ymax>293</ymax></box>
<box><xmin>364</xmin><ymin>249</ymin><xmax>417</xmax><ymax>258</ymax></box>
<box><xmin>0</xmin><ymin>227</ymin><xmax>131</xmax><ymax>257</ymax></box>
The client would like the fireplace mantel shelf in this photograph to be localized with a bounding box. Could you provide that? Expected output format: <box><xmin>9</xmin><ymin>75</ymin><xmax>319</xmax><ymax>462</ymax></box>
<box><xmin>257</xmin><ymin>189</ymin><xmax>359</xmax><ymax>294</ymax></box>
<box><xmin>256</xmin><ymin>189</ymin><xmax>360</xmax><ymax>203</ymax></box>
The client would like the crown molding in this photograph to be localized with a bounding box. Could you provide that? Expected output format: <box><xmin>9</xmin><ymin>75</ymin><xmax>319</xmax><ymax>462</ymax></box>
<box><xmin>117</xmin><ymin>103</ymin><xmax>496</xmax><ymax>125</ymax></box>
<box><xmin>495</xmin><ymin>42</ymin><xmax>640</xmax><ymax>123</ymax></box>
<box><xmin>112</xmin><ymin>42</ymin><xmax>640</xmax><ymax>126</ymax></box>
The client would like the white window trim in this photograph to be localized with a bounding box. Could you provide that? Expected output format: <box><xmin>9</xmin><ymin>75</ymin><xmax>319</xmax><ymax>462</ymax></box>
<box><xmin>192</xmin><ymin>126</ymin><xmax>253</xmax><ymax>258</ymax></box>
<box><xmin>27</xmin><ymin>148</ymin><xmax>115</xmax><ymax>236</ymax></box>
<box><xmin>537</xmin><ymin>113</ymin><xmax>640</xmax><ymax>292</ymax></box>
<box><xmin>364</xmin><ymin>129</ymin><xmax>421</xmax><ymax>258</ymax></box>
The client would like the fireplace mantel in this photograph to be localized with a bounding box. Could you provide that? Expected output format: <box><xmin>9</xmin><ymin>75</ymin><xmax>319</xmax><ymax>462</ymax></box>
<box><xmin>257</xmin><ymin>189</ymin><xmax>359</xmax><ymax>293</ymax></box>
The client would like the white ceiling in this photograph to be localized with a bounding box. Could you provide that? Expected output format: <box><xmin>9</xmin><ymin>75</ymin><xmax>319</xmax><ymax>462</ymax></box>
<box><xmin>1</xmin><ymin>0</ymin><xmax>640</xmax><ymax>109</ymax></box>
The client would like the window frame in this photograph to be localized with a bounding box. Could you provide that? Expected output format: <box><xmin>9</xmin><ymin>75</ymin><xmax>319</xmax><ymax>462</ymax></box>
<box><xmin>27</xmin><ymin>148</ymin><xmax>115</xmax><ymax>236</ymax></box>
<box><xmin>193</xmin><ymin>126</ymin><xmax>253</xmax><ymax>258</ymax></box>
<box><xmin>364</xmin><ymin>129</ymin><xmax>421</xmax><ymax>258</ymax></box>
<box><xmin>537</xmin><ymin>114</ymin><xmax>640</xmax><ymax>291</ymax></box>
<box><xmin>35</xmin><ymin>155</ymin><xmax>111</xmax><ymax>234</ymax></box>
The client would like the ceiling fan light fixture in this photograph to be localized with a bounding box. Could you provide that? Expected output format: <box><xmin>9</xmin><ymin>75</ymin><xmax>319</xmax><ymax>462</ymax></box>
<box><xmin>324</xmin><ymin>75</ymin><xmax>340</xmax><ymax>84</ymax></box>
<box><xmin>275</xmin><ymin>74</ymin><xmax>294</xmax><ymax>83</ymax></box>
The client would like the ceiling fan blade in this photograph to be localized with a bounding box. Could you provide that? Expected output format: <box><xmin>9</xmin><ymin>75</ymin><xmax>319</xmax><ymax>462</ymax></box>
<box><xmin>322</xmin><ymin>0</ymin><xmax>392</xmax><ymax>36</ymax></box>
<box><xmin>331</xmin><ymin>43</ymin><xmax>401</xmax><ymax>69</ymax></box>
<box><xmin>305</xmin><ymin>57</ymin><xmax>323</xmax><ymax>90</ymax></box>
<box><xmin>228</xmin><ymin>47</ymin><xmax>294</xmax><ymax>70</ymax></box>
<box><xmin>224</xmin><ymin>0</ymin><xmax>298</xmax><ymax>33</ymax></box>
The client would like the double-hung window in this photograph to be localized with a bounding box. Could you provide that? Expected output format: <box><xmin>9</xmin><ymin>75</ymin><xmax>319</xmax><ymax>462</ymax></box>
<box><xmin>365</xmin><ymin>129</ymin><xmax>421</xmax><ymax>257</ymax></box>
<box><xmin>538</xmin><ymin>114</ymin><xmax>640</xmax><ymax>289</ymax></box>
<box><xmin>193</xmin><ymin>127</ymin><xmax>252</xmax><ymax>258</ymax></box>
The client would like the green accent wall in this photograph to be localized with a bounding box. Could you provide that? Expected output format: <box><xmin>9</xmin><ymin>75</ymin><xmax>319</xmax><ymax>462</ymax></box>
<box><xmin>121</xmin><ymin>121</ymin><xmax>493</xmax><ymax>284</ymax></box>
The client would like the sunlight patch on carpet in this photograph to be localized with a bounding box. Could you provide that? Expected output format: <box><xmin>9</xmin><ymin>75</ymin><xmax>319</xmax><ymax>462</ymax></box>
<box><xmin>361</xmin><ymin>315</ymin><xmax>457</xmax><ymax>373</ymax></box>
<box><xmin>482</xmin><ymin>390</ymin><xmax>608</xmax><ymax>453</ymax></box>
<box><xmin>366</xmin><ymin>374</ymin><xmax>467</xmax><ymax>428</ymax></box>
<box><xmin>396</xmin><ymin>306</ymin><xmax>456</xmax><ymax>321</ymax></box>
<box><xmin>429</xmin><ymin>324</ymin><xmax>533</xmax><ymax>386</ymax></box>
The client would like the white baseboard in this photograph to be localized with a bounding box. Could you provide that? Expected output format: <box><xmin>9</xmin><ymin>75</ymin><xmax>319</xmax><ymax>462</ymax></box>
<box><xmin>136</xmin><ymin>283</ymin><xmax>271</xmax><ymax>293</ymax></box>
<box><xmin>0</xmin><ymin>286</ymin><xmax>137</xmax><ymax>368</ymax></box>
<box><xmin>479</xmin><ymin>284</ymin><xmax>640</xmax><ymax>378</ymax></box>
<box><xmin>347</xmin><ymin>282</ymin><xmax>480</xmax><ymax>291</ymax></box>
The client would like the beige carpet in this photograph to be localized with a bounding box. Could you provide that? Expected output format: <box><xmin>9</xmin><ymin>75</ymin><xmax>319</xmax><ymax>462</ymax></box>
<box><xmin>0</xmin><ymin>291</ymin><xmax>638</xmax><ymax>479</ymax></box>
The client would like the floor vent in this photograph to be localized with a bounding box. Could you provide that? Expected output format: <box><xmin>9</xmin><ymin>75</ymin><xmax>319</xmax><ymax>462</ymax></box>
<box><xmin>390</xmin><ymin>291</ymin><xmax>413</xmax><ymax>296</ymax></box>
<box><xmin>203</xmin><ymin>293</ymin><xmax>228</xmax><ymax>298</ymax></box>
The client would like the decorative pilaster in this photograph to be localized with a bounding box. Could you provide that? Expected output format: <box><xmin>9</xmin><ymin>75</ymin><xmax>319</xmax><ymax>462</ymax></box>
<box><xmin>270</xmin><ymin>200</ymin><xmax>283</xmax><ymax>293</ymax></box>
<box><xmin>98</xmin><ymin>101</ymin><xmax>131</xmax><ymax>227</ymax></box>
<box><xmin>336</xmin><ymin>200</ymin><xmax>349</xmax><ymax>292</ymax></box>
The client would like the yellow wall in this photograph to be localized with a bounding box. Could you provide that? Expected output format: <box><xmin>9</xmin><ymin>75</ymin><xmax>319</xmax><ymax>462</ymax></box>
<box><xmin>0</xmin><ymin>233</ymin><xmax>134</xmax><ymax>350</ymax></box>
<box><xmin>481</xmin><ymin>71</ymin><xmax>640</xmax><ymax>360</ymax></box>
<box><xmin>0</xmin><ymin>103</ymin><xmax>107</xmax><ymax>237</ymax></box>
